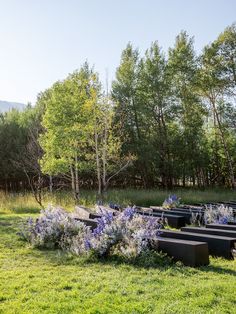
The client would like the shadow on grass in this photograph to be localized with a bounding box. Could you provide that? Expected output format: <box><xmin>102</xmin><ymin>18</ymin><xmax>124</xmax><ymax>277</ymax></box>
<box><xmin>89</xmin><ymin>254</ymin><xmax>236</xmax><ymax>275</ymax></box>
<box><xmin>0</xmin><ymin>215</ymin><xmax>22</xmax><ymax>224</ymax></box>
<box><xmin>9</xmin><ymin>207</ymin><xmax>40</xmax><ymax>214</ymax></box>
<box><xmin>35</xmin><ymin>246</ymin><xmax>236</xmax><ymax>275</ymax></box>
<box><xmin>198</xmin><ymin>264</ymin><xmax>236</xmax><ymax>276</ymax></box>
<box><xmin>0</xmin><ymin>207</ymin><xmax>40</xmax><ymax>215</ymax></box>
<box><xmin>0</xmin><ymin>211</ymin><xmax>8</xmax><ymax>215</ymax></box>
<box><xmin>0</xmin><ymin>216</ymin><xmax>23</xmax><ymax>235</ymax></box>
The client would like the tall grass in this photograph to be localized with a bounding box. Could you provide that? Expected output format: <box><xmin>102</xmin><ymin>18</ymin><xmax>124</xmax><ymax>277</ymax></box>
<box><xmin>0</xmin><ymin>188</ymin><xmax>236</xmax><ymax>214</ymax></box>
<box><xmin>102</xmin><ymin>188</ymin><xmax>236</xmax><ymax>207</ymax></box>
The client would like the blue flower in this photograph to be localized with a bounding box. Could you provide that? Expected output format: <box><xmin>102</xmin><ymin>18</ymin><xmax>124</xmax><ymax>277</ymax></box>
<box><xmin>84</xmin><ymin>239</ymin><xmax>92</xmax><ymax>250</ymax></box>
<box><xmin>123</xmin><ymin>206</ymin><xmax>136</xmax><ymax>219</ymax></box>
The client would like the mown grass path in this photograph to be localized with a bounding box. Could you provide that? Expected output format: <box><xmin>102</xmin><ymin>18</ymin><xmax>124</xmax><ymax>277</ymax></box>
<box><xmin>0</xmin><ymin>213</ymin><xmax>236</xmax><ymax>314</ymax></box>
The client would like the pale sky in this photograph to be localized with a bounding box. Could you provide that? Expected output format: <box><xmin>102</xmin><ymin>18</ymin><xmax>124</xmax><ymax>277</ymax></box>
<box><xmin>0</xmin><ymin>0</ymin><xmax>235</xmax><ymax>104</ymax></box>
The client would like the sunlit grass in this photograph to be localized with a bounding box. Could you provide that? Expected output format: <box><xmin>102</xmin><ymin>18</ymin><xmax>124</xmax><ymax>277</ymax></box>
<box><xmin>0</xmin><ymin>188</ymin><xmax>236</xmax><ymax>215</ymax></box>
<box><xmin>0</xmin><ymin>213</ymin><xmax>235</xmax><ymax>314</ymax></box>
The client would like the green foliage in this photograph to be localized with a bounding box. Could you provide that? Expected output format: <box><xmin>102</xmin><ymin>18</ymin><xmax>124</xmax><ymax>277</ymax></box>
<box><xmin>112</xmin><ymin>24</ymin><xmax>236</xmax><ymax>189</ymax></box>
<box><xmin>0</xmin><ymin>105</ymin><xmax>42</xmax><ymax>189</ymax></box>
<box><xmin>0</xmin><ymin>24</ymin><xmax>236</xmax><ymax>191</ymax></box>
<box><xmin>40</xmin><ymin>63</ymin><xmax>99</xmax><ymax>175</ymax></box>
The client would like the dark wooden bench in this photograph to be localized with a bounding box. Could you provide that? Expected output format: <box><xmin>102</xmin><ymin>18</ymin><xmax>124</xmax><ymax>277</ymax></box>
<box><xmin>206</xmin><ymin>224</ymin><xmax>236</xmax><ymax>231</ymax></box>
<box><xmin>89</xmin><ymin>213</ymin><xmax>102</xmax><ymax>219</ymax></box>
<box><xmin>75</xmin><ymin>205</ymin><xmax>97</xmax><ymax>220</ymax></box>
<box><xmin>74</xmin><ymin>218</ymin><xmax>98</xmax><ymax>230</ymax></box>
<box><xmin>181</xmin><ymin>226</ymin><xmax>236</xmax><ymax>238</ymax></box>
<box><xmin>170</xmin><ymin>207</ymin><xmax>204</xmax><ymax>214</ymax></box>
<box><xmin>159</xmin><ymin>230</ymin><xmax>236</xmax><ymax>259</ymax></box>
<box><xmin>149</xmin><ymin>238</ymin><xmax>209</xmax><ymax>267</ymax></box>
<box><xmin>150</xmin><ymin>207</ymin><xmax>192</xmax><ymax>224</ymax></box>
<box><xmin>75</xmin><ymin>205</ymin><xmax>117</xmax><ymax>220</ymax></box>
<box><xmin>136</xmin><ymin>211</ymin><xmax>186</xmax><ymax>228</ymax></box>
<box><xmin>179</xmin><ymin>205</ymin><xmax>204</xmax><ymax>211</ymax></box>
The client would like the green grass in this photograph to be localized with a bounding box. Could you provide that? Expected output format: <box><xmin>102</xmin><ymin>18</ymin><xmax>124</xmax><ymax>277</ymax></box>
<box><xmin>0</xmin><ymin>211</ymin><xmax>236</xmax><ymax>313</ymax></box>
<box><xmin>1</xmin><ymin>187</ymin><xmax>236</xmax><ymax>215</ymax></box>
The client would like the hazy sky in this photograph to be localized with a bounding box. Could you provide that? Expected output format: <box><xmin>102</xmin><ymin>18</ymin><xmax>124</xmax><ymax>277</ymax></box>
<box><xmin>0</xmin><ymin>0</ymin><xmax>235</xmax><ymax>104</ymax></box>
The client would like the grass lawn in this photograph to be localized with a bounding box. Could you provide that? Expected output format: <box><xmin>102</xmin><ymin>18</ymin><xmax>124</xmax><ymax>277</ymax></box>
<box><xmin>0</xmin><ymin>210</ymin><xmax>236</xmax><ymax>314</ymax></box>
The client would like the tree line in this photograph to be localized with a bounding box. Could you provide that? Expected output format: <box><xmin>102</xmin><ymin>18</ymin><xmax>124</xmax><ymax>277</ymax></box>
<box><xmin>0</xmin><ymin>24</ymin><xmax>236</xmax><ymax>202</ymax></box>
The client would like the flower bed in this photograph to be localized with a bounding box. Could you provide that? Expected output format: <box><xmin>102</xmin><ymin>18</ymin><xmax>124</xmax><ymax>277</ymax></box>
<box><xmin>19</xmin><ymin>206</ymin><xmax>162</xmax><ymax>259</ymax></box>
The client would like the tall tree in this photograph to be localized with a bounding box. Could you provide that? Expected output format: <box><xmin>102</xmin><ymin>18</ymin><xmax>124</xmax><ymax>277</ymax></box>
<box><xmin>40</xmin><ymin>63</ymin><xmax>100</xmax><ymax>201</ymax></box>
<box><xmin>167</xmin><ymin>32</ymin><xmax>206</xmax><ymax>187</ymax></box>
<box><xmin>112</xmin><ymin>43</ymin><xmax>153</xmax><ymax>187</ymax></box>
<box><xmin>137</xmin><ymin>41</ymin><xmax>173</xmax><ymax>187</ymax></box>
<box><xmin>92</xmin><ymin>94</ymin><xmax>132</xmax><ymax>199</ymax></box>
<box><xmin>199</xmin><ymin>24</ymin><xmax>236</xmax><ymax>188</ymax></box>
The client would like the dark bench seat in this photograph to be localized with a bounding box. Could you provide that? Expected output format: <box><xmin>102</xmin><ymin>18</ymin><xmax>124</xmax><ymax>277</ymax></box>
<box><xmin>149</xmin><ymin>238</ymin><xmax>209</xmax><ymax>267</ymax></box>
<box><xmin>136</xmin><ymin>211</ymin><xmax>186</xmax><ymax>228</ymax></box>
<box><xmin>181</xmin><ymin>226</ymin><xmax>236</xmax><ymax>238</ymax></box>
<box><xmin>169</xmin><ymin>207</ymin><xmax>204</xmax><ymax>214</ymax></box>
<box><xmin>159</xmin><ymin>230</ymin><xmax>236</xmax><ymax>259</ymax></box>
<box><xmin>150</xmin><ymin>207</ymin><xmax>193</xmax><ymax>224</ymax></box>
<box><xmin>206</xmin><ymin>224</ymin><xmax>236</xmax><ymax>231</ymax></box>
<box><xmin>74</xmin><ymin>218</ymin><xmax>98</xmax><ymax>230</ymax></box>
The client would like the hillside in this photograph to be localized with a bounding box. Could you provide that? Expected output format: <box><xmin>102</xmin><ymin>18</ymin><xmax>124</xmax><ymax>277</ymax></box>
<box><xmin>0</xmin><ymin>100</ymin><xmax>25</xmax><ymax>112</ymax></box>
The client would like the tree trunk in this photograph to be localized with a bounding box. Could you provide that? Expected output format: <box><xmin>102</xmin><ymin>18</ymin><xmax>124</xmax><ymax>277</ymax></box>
<box><xmin>95</xmin><ymin>126</ymin><xmax>102</xmax><ymax>196</ymax></box>
<box><xmin>70</xmin><ymin>164</ymin><xmax>76</xmax><ymax>201</ymax></box>
<box><xmin>49</xmin><ymin>175</ymin><xmax>53</xmax><ymax>193</ymax></box>
<box><xmin>212</xmin><ymin>98</ymin><xmax>235</xmax><ymax>188</ymax></box>
<box><xmin>102</xmin><ymin>118</ymin><xmax>108</xmax><ymax>192</ymax></box>
<box><xmin>75</xmin><ymin>154</ymin><xmax>80</xmax><ymax>202</ymax></box>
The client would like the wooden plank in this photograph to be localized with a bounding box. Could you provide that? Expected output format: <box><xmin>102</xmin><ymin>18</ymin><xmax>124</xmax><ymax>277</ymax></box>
<box><xmin>169</xmin><ymin>207</ymin><xmax>205</xmax><ymax>214</ymax></box>
<box><xmin>150</xmin><ymin>207</ymin><xmax>192</xmax><ymax>224</ymax></box>
<box><xmin>74</xmin><ymin>205</ymin><xmax>92</xmax><ymax>220</ymax></box>
<box><xmin>74</xmin><ymin>218</ymin><xmax>98</xmax><ymax>230</ymax></box>
<box><xmin>206</xmin><ymin>224</ymin><xmax>236</xmax><ymax>231</ymax></box>
<box><xmin>136</xmin><ymin>211</ymin><xmax>186</xmax><ymax>228</ymax></box>
<box><xmin>159</xmin><ymin>230</ymin><xmax>235</xmax><ymax>259</ymax></box>
<box><xmin>179</xmin><ymin>205</ymin><xmax>204</xmax><ymax>211</ymax></box>
<box><xmin>89</xmin><ymin>213</ymin><xmax>102</xmax><ymax>219</ymax></box>
<box><xmin>181</xmin><ymin>226</ymin><xmax>236</xmax><ymax>238</ymax></box>
<box><xmin>149</xmin><ymin>238</ymin><xmax>209</xmax><ymax>267</ymax></box>
<box><xmin>75</xmin><ymin>205</ymin><xmax>106</xmax><ymax>220</ymax></box>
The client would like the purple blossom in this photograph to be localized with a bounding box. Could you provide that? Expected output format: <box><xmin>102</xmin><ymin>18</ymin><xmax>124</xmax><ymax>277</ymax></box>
<box><xmin>93</xmin><ymin>209</ymin><xmax>114</xmax><ymax>237</ymax></box>
<box><xmin>203</xmin><ymin>204</ymin><xmax>235</xmax><ymax>225</ymax></box>
<box><xmin>123</xmin><ymin>206</ymin><xmax>136</xmax><ymax>219</ymax></box>
<box><xmin>84</xmin><ymin>238</ymin><xmax>92</xmax><ymax>250</ymax></box>
<box><xmin>19</xmin><ymin>205</ymin><xmax>163</xmax><ymax>259</ymax></box>
<box><xmin>163</xmin><ymin>194</ymin><xmax>180</xmax><ymax>209</ymax></box>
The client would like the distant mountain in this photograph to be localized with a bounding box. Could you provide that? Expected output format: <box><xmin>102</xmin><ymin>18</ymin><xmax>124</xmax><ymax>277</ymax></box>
<box><xmin>0</xmin><ymin>100</ymin><xmax>26</xmax><ymax>113</ymax></box>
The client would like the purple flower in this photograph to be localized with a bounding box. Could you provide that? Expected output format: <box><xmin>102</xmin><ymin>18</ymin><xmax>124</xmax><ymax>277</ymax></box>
<box><xmin>84</xmin><ymin>238</ymin><xmax>92</xmax><ymax>250</ymax></box>
<box><xmin>163</xmin><ymin>194</ymin><xmax>180</xmax><ymax>209</ymax></box>
<box><xmin>93</xmin><ymin>210</ymin><xmax>114</xmax><ymax>237</ymax></box>
<box><xmin>123</xmin><ymin>206</ymin><xmax>136</xmax><ymax>219</ymax></box>
<box><xmin>218</xmin><ymin>217</ymin><xmax>228</xmax><ymax>224</ymax></box>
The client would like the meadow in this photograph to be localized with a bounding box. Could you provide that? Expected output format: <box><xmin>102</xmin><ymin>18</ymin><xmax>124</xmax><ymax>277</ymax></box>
<box><xmin>0</xmin><ymin>189</ymin><xmax>236</xmax><ymax>313</ymax></box>
<box><xmin>1</xmin><ymin>187</ymin><xmax>236</xmax><ymax>214</ymax></box>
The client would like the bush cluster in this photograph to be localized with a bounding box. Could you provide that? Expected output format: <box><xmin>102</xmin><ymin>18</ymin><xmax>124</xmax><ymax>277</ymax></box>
<box><xmin>190</xmin><ymin>204</ymin><xmax>235</xmax><ymax>226</ymax></box>
<box><xmin>19</xmin><ymin>206</ymin><xmax>162</xmax><ymax>259</ymax></box>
